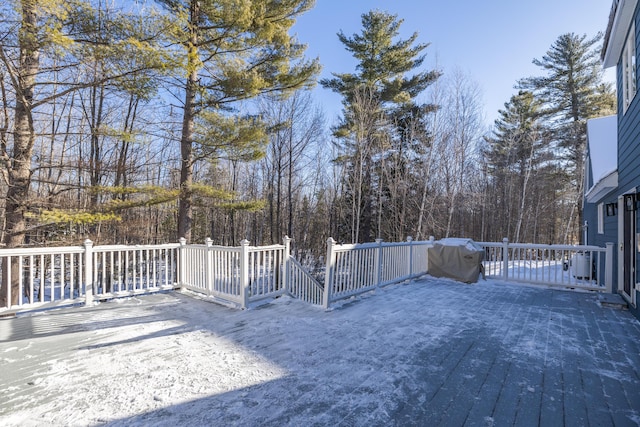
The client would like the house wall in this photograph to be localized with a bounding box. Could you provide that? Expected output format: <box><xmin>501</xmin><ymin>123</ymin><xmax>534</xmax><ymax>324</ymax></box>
<box><xmin>616</xmin><ymin>5</ymin><xmax>640</xmax><ymax>314</ymax></box>
<box><xmin>618</xmin><ymin>13</ymin><xmax>640</xmax><ymax>194</ymax></box>
<box><xmin>584</xmin><ymin>191</ymin><xmax>619</xmax><ymax>291</ymax></box>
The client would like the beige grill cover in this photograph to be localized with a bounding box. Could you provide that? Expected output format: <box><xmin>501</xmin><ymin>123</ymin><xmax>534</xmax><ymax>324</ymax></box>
<box><xmin>428</xmin><ymin>238</ymin><xmax>484</xmax><ymax>283</ymax></box>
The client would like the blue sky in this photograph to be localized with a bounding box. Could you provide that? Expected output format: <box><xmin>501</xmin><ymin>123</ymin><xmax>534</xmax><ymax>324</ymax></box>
<box><xmin>293</xmin><ymin>0</ymin><xmax>615</xmax><ymax>127</ymax></box>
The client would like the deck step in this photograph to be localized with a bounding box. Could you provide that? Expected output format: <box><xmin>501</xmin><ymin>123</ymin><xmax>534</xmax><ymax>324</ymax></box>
<box><xmin>598</xmin><ymin>293</ymin><xmax>629</xmax><ymax>310</ymax></box>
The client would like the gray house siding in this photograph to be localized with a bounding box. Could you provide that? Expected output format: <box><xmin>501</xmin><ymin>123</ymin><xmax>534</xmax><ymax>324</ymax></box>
<box><xmin>617</xmin><ymin>9</ymin><xmax>640</xmax><ymax>195</ymax></box>
<box><xmin>584</xmin><ymin>192</ymin><xmax>619</xmax><ymax>291</ymax></box>
<box><xmin>616</xmin><ymin>5</ymin><xmax>640</xmax><ymax>315</ymax></box>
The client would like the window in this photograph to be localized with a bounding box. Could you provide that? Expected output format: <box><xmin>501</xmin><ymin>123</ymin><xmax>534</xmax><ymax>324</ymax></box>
<box><xmin>623</xmin><ymin>23</ymin><xmax>636</xmax><ymax>113</ymax></box>
<box><xmin>598</xmin><ymin>203</ymin><xmax>604</xmax><ymax>234</ymax></box>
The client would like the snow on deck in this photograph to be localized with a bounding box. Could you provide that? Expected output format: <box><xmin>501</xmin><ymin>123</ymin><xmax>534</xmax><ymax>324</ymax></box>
<box><xmin>1</xmin><ymin>277</ymin><xmax>640</xmax><ymax>426</ymax></box>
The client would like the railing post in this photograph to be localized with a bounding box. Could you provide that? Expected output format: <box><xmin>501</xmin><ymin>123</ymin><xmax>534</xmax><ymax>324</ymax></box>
<box><xmin>502</xmin><ymin>238</ymin><xmax>509</xmax><ymax>280</ymax></box>
<box><xmin>283</xmin><ymin>236</ymin><xmax>291</xmax><ymax>293</ymax></box>
<box><xmin>3</xmin><ymin>256</ymin><xmax>11</xmax><ymax>309</ymax></box>
<box><xmin>407</xmin><ymin>236</ymin><xmax>413</xmax><ymax>277</ymax></box>
<box><xmin>605</xmin><ymin>242</ymin><xmax>614</xmax><ymax>293</ymax></box>
<box><xmin>205</xmin><ymin>238</ymin><xmax>213</xmax><ymax>295</ymax></box>
<box><xmin>323</xmin><ymin>238</ymin><xmax>336</xmax><ymax>309</ymax></box>
<box><xmin>178</xmin><ymin>237</ymin><xmax>187</xmax><ymax>291</ymax></box>
<box><xmin>240</xmin><ymin>239</ymin><xmax>250</xmax><ymax>309</ymax></box>
<box><xmin>84</xmin><ymin>239</ymin><xmax>93</xmax><ymax>305</ymax></box>
<box><xmin>426</xmin><ymin>236</ymin><xmax>435</xmax><ymax>272</ymax></box>
<box><xmin>375</xmin><ymin>238</ymin><xmax>383</xmax><ymax>288</ymax></box>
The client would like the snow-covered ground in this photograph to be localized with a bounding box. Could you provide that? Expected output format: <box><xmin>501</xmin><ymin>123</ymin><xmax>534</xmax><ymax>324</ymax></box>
<box><xmin>483</xmin><ymin>258</ymin><xmax>601</xmax><ymax>287</ymax></box>
<box><xmin>1</xmin><ymin>276</ymin><xmax>639</xmax><ymax>426</ymax></box>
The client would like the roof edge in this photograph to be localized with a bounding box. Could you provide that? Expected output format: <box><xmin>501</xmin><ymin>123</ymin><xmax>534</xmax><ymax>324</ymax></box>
<box><xmin>602</xmin><ymin>0</ymin><xmax>638</xmax><ymax>68</ymax></box>
<box><xmin>585</xmin><ymin>170</ymin><xmax>619</xmax><ymax>203</ymax></box>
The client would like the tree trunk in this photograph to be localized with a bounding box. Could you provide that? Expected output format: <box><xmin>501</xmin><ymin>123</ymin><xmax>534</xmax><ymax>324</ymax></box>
<box><xmin>1</xmin><ymin>0</ymin><xmax>40</xmax><ymax>307</ymax></box>
<box><xmin>114</xmin><ymin>94</ymin><xmax>138</xmax><ymax>188</ymax></box>
<box><xmin>275</xmin><ymin>155</ymin><xmax>282</xmax><ymax>243</ymax></box>
<box><xmin>360</xmin><ymin>153</ymin><xmax>373</xmax><ymax>243</ymax></box>
<box><xmin>514</xmin><ymin>135</ymin><xmax>536</xmax><ymax>243</ymax></box>
<box><xmin>230</xmin><ymin>160</ymin><xmax>239</xmax><ymax>245</ymax></box>
<box><xmin>87</xmin><ymin>83</ymin><xmax>105</xmax><ymax>207</ymax></box>
<box><xmin>177</xmin><ymin>1</ymin><xmax>199</xmax><ymax>242</ymax></box>
<box><xmin>287</xmin><ymin>128</ymin><xmax>294</xmax><ymax>239</ymax></box>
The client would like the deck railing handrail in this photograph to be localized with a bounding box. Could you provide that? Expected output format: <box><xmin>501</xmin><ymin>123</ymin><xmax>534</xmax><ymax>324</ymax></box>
<box><xmin>0</xmin><ymin>236</ymin><xmax>615</xmax><ymax>313</ymax></box>
<box><xmin>478</xmin><ymin>238</ymin><xmax>614</xmax><ymax>293</ymax></box>
<box><xmin>176</xmin><ymin>239</ymin><xmax>288</xmax><ymax>309</ymax></box>
<box><xmin>0</xmin><ymin>240</ymin><xmax>183</xmax><ymax>312</ymax></box>
<box><xmin>322</xmin><ymin>236</ymin><xmax>434</xmax><ymax>309</ymax></box>
<box><xmin>0</xmin><ymin>245</ymin><xmax>86</xmax><ymax>256</ymax></box>
<box><xmin>92</xmin><ymin>243</ymin><xmax>182</xmax><ymax>251</ymax></box>
<box><xmin>479</xmin><ymin>241</ymin><xmax>606</xmax><ymax>252</ymax></box>
<box><xmin>287</xmin><ymin>256</ymin><xmax>324</xmax><ymax>306</ymax></box>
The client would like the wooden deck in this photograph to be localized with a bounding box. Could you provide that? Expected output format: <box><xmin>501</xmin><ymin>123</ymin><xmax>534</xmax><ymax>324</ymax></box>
<box><xmin>1</xmin><ymin>278</ymin><xmax>639</xmax><ymax>426</ymax></box>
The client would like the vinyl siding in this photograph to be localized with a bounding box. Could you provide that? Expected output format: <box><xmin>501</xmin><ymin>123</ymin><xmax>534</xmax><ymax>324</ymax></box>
<box><xmin>616</xmin><ymin>5</ymin><xmax>640</xmax><ymax>307</ymax></box>
<box><xmin>584</xmin><ymin>189</ymin><xmax>619</xmax><ymax>291</ymax></box>
<box><xmin>618</xmin><ymin>9</ymin><xmax>640</xmax><ymax>195</ymax></box>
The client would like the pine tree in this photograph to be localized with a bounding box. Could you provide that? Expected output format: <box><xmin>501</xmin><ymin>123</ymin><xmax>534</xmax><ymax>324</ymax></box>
<box><xmin>519</xmin><ymin>32</ymin><xmax>616</xmax><ymax>243</ymax></box>
<box><xmin>154</xmin><ymin>0</ymin><xmax>320</xmax><ymax>242</ymax></box>
<box><xmin>0</xmin><ymin>0</ymin><xmax>170</xmax><ymax>306</ymax></box>
<box><xmin>484</xmin><ymin>90</ymin><xmax>552</xmax><ymax>242</ymax></box>
<box><xmin>321</xmin><ymin>9</ymin><xmax>439</xmax><ymax>242</ymax></box>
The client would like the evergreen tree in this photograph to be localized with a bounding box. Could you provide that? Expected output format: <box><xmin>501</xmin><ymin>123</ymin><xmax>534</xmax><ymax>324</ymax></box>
<box><xmin>484</xmin><ymin>90</ymin><xmax>552</xmax><ymax>242</ymax></box>
<box><xmin>154</xmin><ymin>0</ymin><xmax>320</xmax><ymax>242</ymax></box>
<box><xmin>0</xmin><ymin>0</ymin><xmax>169</xmax><ymax>306</ymax></box>
<box><xmin>321</xmin><ymin>9</ymin><xmax>440</xmax><ymax>242</ymax></box>
<box><xmin>519</xmin><ymin>32</ymin><xmax>616</xmax><ymax>243</ymax></box>
<box><xmin>485</xmin><ymin>92</ymin><xmax>543</xmax><ymax>178</ymax></box>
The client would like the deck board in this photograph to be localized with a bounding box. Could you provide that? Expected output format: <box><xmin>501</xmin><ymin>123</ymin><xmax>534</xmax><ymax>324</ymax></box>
<box><xmin>1</xmin><ymin>278</ymin><xmax>639</xmax><ymax>426</ymax></box>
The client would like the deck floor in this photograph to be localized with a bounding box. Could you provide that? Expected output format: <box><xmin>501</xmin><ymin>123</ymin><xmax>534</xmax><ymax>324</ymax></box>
<box><xmin>1</xmin><ymin>278</ymin><xmax>640</xmax><ymax>426</ymax></box>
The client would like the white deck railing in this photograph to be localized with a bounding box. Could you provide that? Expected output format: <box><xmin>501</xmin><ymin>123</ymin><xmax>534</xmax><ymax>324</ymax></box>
<box><xmin>0</xmin><ymin>236</ymin><xmax>615</xmax><ymax>314</ymax></box>
<box><xmin>91</xmin><ymin>243</ymin><xmax>179</xmax><ymax>296</ymax></box>
<box><xmin>478</xmin><ymin>239</ymin><xmax>614</xmax><ymax>292</ymax></box>
<box><xmin>0</xmin><ymin>245</ymin><xmax>87</xmax><ymax>310</ymax></box>
<box><xmin>323</xmin><ymin>237</ymin><xmax>432</xmax><ymax>308</ymax></box>
<box><xmin>0</xmin><ymin>241</ymin><xmax>181</xmax><ymax>313</ymax></box>
<box><xmin>178</xmin><ymin>238</ymin><xmax>287</xmax><ymax>308</ymax></box>
<box><xmin>288</xmin><ymin>257</ymin><xmax>324</xmax><ymax>306</ymax></box>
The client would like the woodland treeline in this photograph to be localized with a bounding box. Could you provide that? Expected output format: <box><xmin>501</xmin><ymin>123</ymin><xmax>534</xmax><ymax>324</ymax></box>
<box><xmin>0</xmin><ymin>1</ymin><xmax>616</xmax><ymax>262</ymax></box>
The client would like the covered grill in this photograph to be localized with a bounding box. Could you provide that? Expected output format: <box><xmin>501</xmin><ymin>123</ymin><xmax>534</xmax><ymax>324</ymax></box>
<box><xmin>427</xmin><ymin>238</ymin><xmax>485</xmax><ymax>283</ymax></box>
